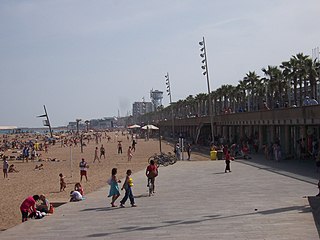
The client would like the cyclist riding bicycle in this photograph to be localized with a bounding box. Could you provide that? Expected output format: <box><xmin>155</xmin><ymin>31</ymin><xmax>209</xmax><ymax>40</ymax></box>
<box><xmin>146</xmin><ymin>160</ymin><xmax>158</xmax><ymax>195</ymax></box>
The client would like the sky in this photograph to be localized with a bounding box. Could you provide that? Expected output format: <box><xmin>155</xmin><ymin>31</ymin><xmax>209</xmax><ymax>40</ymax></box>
<box><xmin>1</xmin><ymin>0</ymin><xmax>320</xmax><ymax>128</ymax></box>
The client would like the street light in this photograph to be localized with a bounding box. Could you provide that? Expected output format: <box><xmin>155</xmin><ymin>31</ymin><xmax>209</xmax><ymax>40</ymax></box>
<box><xmin>85</xmin><ymin>120</ymin><xmax>90</xmax><ymax>133</ymax></box>
<box><xmin>165</xmin><ymin>72</ymin><xmax>175</xmax><ymax>139</ymax></box>
<box><xmin>199</xmin><ymin>37</ymin><xmax>214</xmax><ymax>143</ymax></box>
<box><xmin>76</xmin><ymin>119</ymin><xmax>82</xmax><ymax>135</ymax></box>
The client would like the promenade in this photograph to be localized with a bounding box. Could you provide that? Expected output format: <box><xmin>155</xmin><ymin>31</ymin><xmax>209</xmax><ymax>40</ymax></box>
<box><xmin>1</xmin><ymin>154</ymin><xmax>319</xmax><ymax>239</ymax></box>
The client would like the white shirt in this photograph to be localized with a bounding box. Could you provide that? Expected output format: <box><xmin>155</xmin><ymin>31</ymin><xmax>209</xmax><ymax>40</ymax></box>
<box><xmin>71</xmin><ymin>191</ymin><xmax>82</xmax><ymax>201</ymax></box>
<box><xmin>79</xmin><ymin>161</ymin><xmax>87</xmax><ymax>171</ymax></box>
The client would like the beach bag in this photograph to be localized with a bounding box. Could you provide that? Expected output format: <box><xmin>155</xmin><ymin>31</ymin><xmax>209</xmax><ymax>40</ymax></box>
<box><xmin>49</xmin><ymin>204</ymin><xmax>54</xmax><ymax>214</ymax></box>
<box><xmin>107</xmin><ymin>177</ymin><xmax>112</xmax><ymax>185</ymax></box>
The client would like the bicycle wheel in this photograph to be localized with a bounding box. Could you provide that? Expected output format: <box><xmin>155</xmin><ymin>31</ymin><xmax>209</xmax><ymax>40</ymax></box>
<box><xmin>148</xmin><ymin>180</ymin><xmax>153</xmax><ymax>196</ymax></box>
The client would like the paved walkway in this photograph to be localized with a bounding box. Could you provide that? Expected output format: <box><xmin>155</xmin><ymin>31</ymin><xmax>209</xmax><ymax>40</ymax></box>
<box><xmin>1</xmin><ymin>155</ymin><xmax>319</xmax><ymax>239</ymax></box>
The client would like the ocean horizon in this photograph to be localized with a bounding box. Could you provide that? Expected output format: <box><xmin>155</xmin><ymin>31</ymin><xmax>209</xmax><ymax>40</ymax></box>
<box><xmin>0</xmin><ymin>126</ymin><xmax>67</xmax><ymax>134</ymax></box>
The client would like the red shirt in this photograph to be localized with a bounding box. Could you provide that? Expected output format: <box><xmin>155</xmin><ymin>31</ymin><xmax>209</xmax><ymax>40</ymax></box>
<box><xmin>146</xmin><ymin>165</ymin><xmax>158</xmax><ymax>177</ymax></box>
<box><xmin>20</xmin><ymin>196</ymin><xmax>36</xmax><ymax>212</ymax></box>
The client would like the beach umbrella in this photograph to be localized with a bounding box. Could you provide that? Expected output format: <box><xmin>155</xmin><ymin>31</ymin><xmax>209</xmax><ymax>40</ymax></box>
<box><xmin>141</xmin><ymin>124</ymin><xmax>159</xmax><ymax>130</ymax></box>
<box><xmin>128</xmin><ymin>124</ymin><xmax>141</xmax><ymax>129</ymax></box>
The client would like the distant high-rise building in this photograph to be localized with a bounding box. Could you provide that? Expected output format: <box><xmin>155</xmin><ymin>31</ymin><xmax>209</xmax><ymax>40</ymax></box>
<box><xmin>132</xmin><ymin>101</ymin><xmax>153</xmax><ymax>117</ymax></box>
<box><xmin>150</xmin><ymin>89</ymin><xmax>163</xmax><ymax>110</ymax></box>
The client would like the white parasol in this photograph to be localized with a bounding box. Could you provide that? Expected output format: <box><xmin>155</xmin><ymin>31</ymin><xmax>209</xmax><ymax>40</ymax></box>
<box><xmin>141</xmin><ymin>124</ymin><xmax>159</xmax><ymax>130</ymax></box>
<box><xmin>128</xmin><ymin>124</ymin><xmax>141</xmax><ymax>129</ymax></box>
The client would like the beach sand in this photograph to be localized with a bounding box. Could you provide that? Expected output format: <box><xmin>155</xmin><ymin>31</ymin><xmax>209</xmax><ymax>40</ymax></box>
<box><xmin>0</xmin><ymin>132</ymin><xmax>208</xmax><ymax>231</ymax></box>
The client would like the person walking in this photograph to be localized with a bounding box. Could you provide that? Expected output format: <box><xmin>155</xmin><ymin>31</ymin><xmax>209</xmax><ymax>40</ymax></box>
<box><xmin>93</xmin><ymin>147</ymin><xmax>100</xmax><ymax>163</ymax></box>
<box><xmin>79</xmin><ymin>158</ymin><xmax>89</xmax><ymax>182</ymax></box>
<box><xmin>100</xmin><ymin>144</ymin><xmax>106</xmax><ymax>159</ymax></box>
<box><xmin>120</xmin><ymin>169</ymin><xmax>136</xmax><ymax>208</ymax></box>
<box><xmin>225</xmin><ymin>150</ymin><xmax>232</xmax><ymax>173</ymax></box>
<box><xmin>108</xmin><ymin>168</ymin><xmax>121</xmax><ymax>207</ymax></box>
<box><xmin>132</xmin><ymin>139</ymin><xmax>137</xmax><ymax>152</ymax></box>
<box><xmin>117</xmin><ymin>141</ymin><xmax>123</xmax><ymax>154</ymax></box>
<box><xmin>127</xmin><ymin>146</ymin><xmax>133</xmax><ymax>162</ymax></box>
<box><xmin>186</xmin><ymin>143</ymin><xmax>191</xmax><ymax>160</ymax></box>
<box><xmin>3</xmin><ymin>157</ymin><xmax>9</xmax><ymax>179</ymax></box>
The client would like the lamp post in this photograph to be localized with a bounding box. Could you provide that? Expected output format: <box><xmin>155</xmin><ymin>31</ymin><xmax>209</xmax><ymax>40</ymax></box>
<box><xmin>165</xmin><ymin>72</ymin><xmax>175</xmax><ymax>140</ymax></box>
<box><xmin>76</xmin><ymin>119</ymin><xmax>82</xmax><ymax>135</ymax></box>
<box><xmin>85</xmin><ymin>120</ymin><xmax>90</xmax><ymax>133</ymax></box>
<box><xmin>76</xmin><ymin>119</ymin><xmax>83</xmax><ymax>153</ymax></box>
<box><xmin>199</xmin><ymin>37</ymin><xmax>214</xmax><ymax>143</ymax></box>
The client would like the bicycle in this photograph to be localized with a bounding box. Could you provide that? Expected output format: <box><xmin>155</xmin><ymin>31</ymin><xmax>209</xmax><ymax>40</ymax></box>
<box><xmin>147</xmin><ymin>177</ymin><xmax>154</xmax><ymax>196</ymax></box>
<box><xmin>148</xmin><ymin>152</ymin><xmax>177</xmax><ymax>167</ymax></box>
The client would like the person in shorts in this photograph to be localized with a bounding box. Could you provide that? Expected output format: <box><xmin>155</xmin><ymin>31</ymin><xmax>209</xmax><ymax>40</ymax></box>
<box><xmin>3</xmin><ymin>157</ymin><xmax>9</xmax><ymax>179</ymax></box>
<box><xmin>79</xmin><ymin>158</ymin><xmax>88</xmax><ymax>182</ymax></box>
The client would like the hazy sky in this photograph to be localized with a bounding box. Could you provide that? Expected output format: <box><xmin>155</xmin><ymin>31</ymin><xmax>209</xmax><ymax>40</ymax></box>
<box><xmin>1</xmin><ymin>0</ymin><xmax>319</xmax><ymax>127</ymax></box>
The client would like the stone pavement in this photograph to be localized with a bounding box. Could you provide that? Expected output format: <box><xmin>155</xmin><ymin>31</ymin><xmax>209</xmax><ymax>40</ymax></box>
<box><xmin>1</xmin><ymin>155</ymin><xmax>319</xmax><ymax>240</ymax></box>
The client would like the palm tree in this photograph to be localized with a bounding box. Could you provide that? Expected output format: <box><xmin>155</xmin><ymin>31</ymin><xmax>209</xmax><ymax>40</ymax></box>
<box><xmin>305</xmin><ymin>58</ymin><xmax>320</xmax><ymax>99</ymax></box>
<box><xmin>195</xmin><ymin>93</ymin><xmax>207</xmax><ymax>116</ymax></box>
<box><xmin>185</xmin><ymin>95</ymin><xmax>195</xmax><ymax>117</ymax></box>
<box><xmin>291</xmin><ymin>53</ymin><xmax>309</xmax><ymax>105</ymax></box>
<box><xmin>262</xmin><ymin>66</ymin><xmax>284</xmax><ymax>107</ymax></box>
<box><xmin>243</xmin><ymin>71</ymin><xmax>261</xmax><ymax>111</ymax></box>
<box><xmin>215</xmin><ymin>87</ymin><xmax>223</xmax><ymax>114</ymax></box>
<box><xmin>236</xmin><ymin>80</ymin><xmax>247</xmax><ymax>112</ymax></box>
<box><xmin>220</xmin><ymin>84</ymin><xmax>234</xmax><ymax>112</ymax></box>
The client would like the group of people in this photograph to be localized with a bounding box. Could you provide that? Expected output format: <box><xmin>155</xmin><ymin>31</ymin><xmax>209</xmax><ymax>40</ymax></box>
<box><xmin>92</xmin><ymin>139</ymin><xmax>137</xmax><ymax>164</ymax></box>
<box><xmin>174</xmin><ymin>142</ymin><xmax>192</xmax><ymax>160</ymax></box>
<box><xmin>2</xmin><ymin>157</ymin><xmax>19</xmax><ymax>178</ymax></box>
<box><xmin>59</xmin><ymin>168</ymin><xmax>85</xmax><ymax>201</ymax></box>
<box><xmin>20</xmin><ymin>194</ymin><xmax>53</xmax><ymax>222</ymax></box>
<box><xmin>107</xmin><ymin>159</ymin><xmax>158</xmax><ymax>208</ymax></box>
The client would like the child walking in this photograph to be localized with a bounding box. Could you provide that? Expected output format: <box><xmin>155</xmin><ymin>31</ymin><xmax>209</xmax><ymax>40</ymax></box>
<box><xmin>120</xmin><ymin>169</ymin><xmax>136</xmax><ymax>208</ymax></box>
<box><xmin>127</xmin><ymin>146</ymin><xmax>133</xmax><ymax>162</ymax></box>
<box><xmin>59</xmin><ymin>173</ymin><xmax>66</xmax><ymax>191</ymax></box>
<box><xmin>108</xmin><ymin>168</ymin><xmax>121</xmax><ymax>207</ymax></box>
<box><xmin>225</xmin><ymin>150</ymin><xmax>232</xmax><ymax>173</ymax></box>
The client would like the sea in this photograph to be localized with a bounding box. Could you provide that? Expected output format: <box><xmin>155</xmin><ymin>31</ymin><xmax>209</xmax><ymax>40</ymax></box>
<box><xmin>0</xmin><ymin>127</ymin><xmax>67</xmax><ymax>135</ymax></box>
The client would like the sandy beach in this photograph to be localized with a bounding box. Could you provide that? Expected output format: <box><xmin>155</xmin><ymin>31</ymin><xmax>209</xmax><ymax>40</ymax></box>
<box><xmin>0</xmin><ymin>131</ymin><xmax>208</xmax><ymax>231</ymax></box>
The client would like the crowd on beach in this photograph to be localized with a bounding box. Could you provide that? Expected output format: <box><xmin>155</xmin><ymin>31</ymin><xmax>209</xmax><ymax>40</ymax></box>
<box><xmin>1</xmin><ymin>129</ymin><xmax>163</xmax><ymax>224</ymax></box>
<box><xmin>17</xmin><ymin>147</ymin><xmax>159</xmax><ymax>222</ymax></box>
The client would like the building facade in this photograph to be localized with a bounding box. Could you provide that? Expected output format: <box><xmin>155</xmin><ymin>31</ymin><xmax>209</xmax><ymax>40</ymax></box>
<box><xmin>132</xmin><ymin>102</ymin><xmax>153</xmax><ymax>117</ymax></box>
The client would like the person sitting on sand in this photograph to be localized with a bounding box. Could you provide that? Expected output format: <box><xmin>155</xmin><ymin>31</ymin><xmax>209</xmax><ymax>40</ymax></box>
<box><xmin>8</xmin><ymin>164</ymin><xmax>19</xmax><ymax>173</ymax></box>
<box><xmin>34</xmin><ymin>164</ymin><xmax>44</xmax><ymax>170</ymax></box>
<box><xmin>70</xmin><ymin>190</ymin><xmax>83</xmax><ymax>202</ymax></box>
<box><xmin>74</xmin><ymin>182</ymin><xmax>84</xmax><ymax>196</ymax></box>
<box><xmin>36</xmin><ymin>194</ymin><xmax>51</xmax><ymax>213</ymax></box>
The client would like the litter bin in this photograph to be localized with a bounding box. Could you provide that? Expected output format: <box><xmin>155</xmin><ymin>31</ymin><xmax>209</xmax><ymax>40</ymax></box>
<box><xmin>217</xmin><ymin>150</ymin><xmax>223</xmax><ymax>160</ymax></box>
<box><xmin>210</xmin><ymin>150</ymin><xmax>217</xmax><ymax>160</ymax></box>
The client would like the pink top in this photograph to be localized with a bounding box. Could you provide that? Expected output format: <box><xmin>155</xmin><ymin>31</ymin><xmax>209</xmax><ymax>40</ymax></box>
<box><xmin>20</xmin><ymin>196</ymin><xmax>36</xmax><ymax>212</ymax></box>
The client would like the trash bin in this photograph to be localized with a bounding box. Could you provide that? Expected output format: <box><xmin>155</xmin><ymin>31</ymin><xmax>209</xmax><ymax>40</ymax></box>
<box><xmin>210</xmin><ymin>150</ymin><xmax>217</xmax><ymax>160</ymax></box>
<box><xmin>217</xmin><ymin>150</ymin><xmax>223</xmax><ymax>160</ymax></box>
